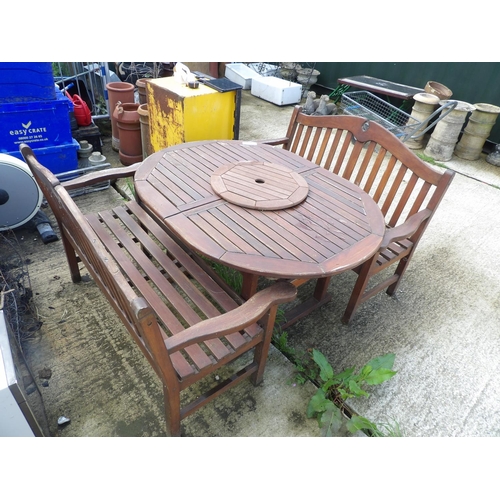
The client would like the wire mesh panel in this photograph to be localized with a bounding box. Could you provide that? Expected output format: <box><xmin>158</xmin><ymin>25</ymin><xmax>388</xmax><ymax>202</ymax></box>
<box><xmin>339</xmin><ymin>91</ymin><xmax>421</xmax><ymax>141</ymax></box>
<box><xmin>53</xmin><ymin>62</ymin><xmax>111</xmax><ymax>119</ymax></box>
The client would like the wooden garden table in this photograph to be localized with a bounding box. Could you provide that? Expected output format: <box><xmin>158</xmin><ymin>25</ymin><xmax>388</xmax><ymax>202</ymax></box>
<box><xmin>134</xmin><ymin>140</ymin><xmax>385</xmax><ymax>326</ymax></box>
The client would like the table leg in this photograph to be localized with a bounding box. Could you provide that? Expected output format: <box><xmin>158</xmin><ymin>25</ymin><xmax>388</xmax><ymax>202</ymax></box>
<box><xmin>240</xmin><ymin>272</ymin><xmax>259</xmax><ymax>300</ymax></box>
<box><xmin>280</xmin><ymin>276</ymin><xmax>332</xmax><ymax>329</ymax></box>
<box><xmin>240</xmin><ymin>273</ymin><xmax>333</xmax><ymax>329</ymax></box>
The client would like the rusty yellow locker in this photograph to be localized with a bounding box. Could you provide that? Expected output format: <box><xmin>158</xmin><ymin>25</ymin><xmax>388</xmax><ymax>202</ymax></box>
<box><xmin>146</xmin><ymin>77</ymin><xmax>238</xmax><ymax>152</ymax></box>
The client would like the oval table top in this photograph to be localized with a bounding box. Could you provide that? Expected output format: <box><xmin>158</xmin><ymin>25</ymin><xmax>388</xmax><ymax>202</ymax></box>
<box><xmin>134</xmin><ymin>140</ymin><xmax>385</xmax><ymax>280</ymax></box>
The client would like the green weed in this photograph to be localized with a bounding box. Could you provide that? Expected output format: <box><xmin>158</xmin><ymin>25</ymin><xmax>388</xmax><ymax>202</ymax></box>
<box><xmin>306</xmin><ymin>349</ymin><xmax>399</xmax><ymax>437</ymax></box>
<box><xmin>416</xmin><ymin>152</ymin><xmax>447</xmax><ymax>169</ymax></box>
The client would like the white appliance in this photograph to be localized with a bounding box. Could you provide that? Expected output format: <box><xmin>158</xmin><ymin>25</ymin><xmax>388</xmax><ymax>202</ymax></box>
<box><xmin>0</xmin><ymin>311</ymin><xmax>47</xmax><ymax>436</ymax></box>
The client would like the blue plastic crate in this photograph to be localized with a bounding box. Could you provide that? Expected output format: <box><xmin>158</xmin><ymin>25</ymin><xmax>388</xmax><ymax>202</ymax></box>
<box><xmin>0</xmin><ymin>92</ymin><xmax>74</xmax><ymax>153</ymax></box>
<box><xmin>8</xmin><ymin>138</ymin><xmax>80</xmax><ymax>177</ymax></box>
<box><xmin>0</xmin><ymin>62</ymin><xmax>56</xmax><ymax>102</ymax></box>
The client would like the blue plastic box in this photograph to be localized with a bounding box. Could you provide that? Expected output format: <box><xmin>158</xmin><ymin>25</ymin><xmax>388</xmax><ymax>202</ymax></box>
<box><xmin>0</xmin><ymin>62</ymin><xmax>56</xmax><ymax>102</ymax></box>
<box><xmin>0</xmin><ymin>92</ymin><xmax>74</xmax><ymax>153</ymax></box>
<box><xmin>8</xmin><ymin>138</ymin><xmax>80</xmax><ymax>177</ymax></box>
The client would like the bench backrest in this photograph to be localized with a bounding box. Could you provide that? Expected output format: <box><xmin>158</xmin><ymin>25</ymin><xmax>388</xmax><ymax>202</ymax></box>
<box><xmin>282</xmin><ymin>107</ymin><xmax>455</xmax><ymax>233</ymax></box>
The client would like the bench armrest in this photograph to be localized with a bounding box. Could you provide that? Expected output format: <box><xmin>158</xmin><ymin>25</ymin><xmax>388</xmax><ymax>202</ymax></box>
<box><xmin>164</xmin><ymin>282</ymin><xmax>297</xmax><ymax>353</ymax></box>
<box><xmin>61</xmin><ymin>163</ymin><xmax>141</xmax><ymax>190</ymax></box>
<box><xmin>380</xmin><ymin>209</ymin><xmax>432</xmax><ymax>250</ymax></box>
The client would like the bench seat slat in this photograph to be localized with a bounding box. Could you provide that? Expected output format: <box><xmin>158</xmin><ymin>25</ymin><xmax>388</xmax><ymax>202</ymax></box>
<box><xmin>86</xmin><ymin>211</ymin><xmax>214</xmax><ymax>374</ymax></box>
<box><xmin>87</xmin><ymin>208</ymin><xmax>236</xmax><ymax>371</ymax></box>
<box><xmin>111</xmin><ymin>204</ymin><xmax>255</xmax><ymax>356</ymax></box>
<box><xmin>127</xmin><ymin>200</ymin><xmax>262</xmax><ymax>342</ymax></box>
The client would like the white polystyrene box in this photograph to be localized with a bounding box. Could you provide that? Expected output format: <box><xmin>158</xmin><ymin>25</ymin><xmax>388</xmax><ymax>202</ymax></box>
<box><xmin>225</xmin><ymin>63</ymin><xmax>260</xmax><ymax>90</ymax></box>
<box><xmin>251</xmin><ymin>76</ymin><xmax>302</xmax><ymax>106</ymax></box>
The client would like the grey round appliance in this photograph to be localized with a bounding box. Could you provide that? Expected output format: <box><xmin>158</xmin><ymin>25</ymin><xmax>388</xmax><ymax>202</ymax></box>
<box><xmin>0</xmin><ymin>153</ymin><xmax>43</xmax><ymax>231</ymax></box>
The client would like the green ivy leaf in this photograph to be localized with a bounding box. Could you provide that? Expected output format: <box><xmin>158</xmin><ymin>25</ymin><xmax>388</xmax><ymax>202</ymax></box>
<box><xmin>337</xmin><ymin>387</ymin><xmax>352</xmax><ymax>400</ymax></box>
<box><xmin>319</xmin><ymin>404</ymin><xmax>343</xmax><ymax>437</ymax></box>
<box><xmin>312</xmin><ymin>349</ymin><xmax>334</xmax><ymax>382</ymax></box>
<box><xmin>331</xmin><ymin>366</ymin><xmax>355</xmax><ymax>384</ymax></box>
<box><xmin>360</xmin><ymin>364</ymin><xmax>372</xmax><ymax>378</ymax></box>
<box><xmin>346</xmin><ymin>415</ymin><xmax>381</xmax><ymax>435</ymax></box>
<box><xmin>367</xmin><ymin>353</ymin><xmax>396</xmax><ymax>371</ymax></box>
<box><xmin>348</xmin><ymin>379</ymin><xmax>369</xmax><ymax>398</ymax></box>
<box><xmin>364</xmin><ymin>368</ymin><xmax>397</xmax><ymax>386</ymax></box>
<box><xmin>322</xmin><ymin>378</ymin><xmax>337</xmax><ymax>392</ymax></box>
<box><xmin>306</xmin><ymin>388</ymin><xmax>329</xmax><ymax>418</ymax></box>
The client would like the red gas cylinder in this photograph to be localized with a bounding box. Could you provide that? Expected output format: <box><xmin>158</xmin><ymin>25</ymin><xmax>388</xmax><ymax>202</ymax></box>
<box><xmin>71</xmin><ymin>94</ymin><xmax>92</xmax><ymax>126</ymax></box>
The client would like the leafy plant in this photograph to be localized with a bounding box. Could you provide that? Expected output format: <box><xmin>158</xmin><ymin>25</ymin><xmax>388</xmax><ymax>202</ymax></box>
<box><xmin>348</xmin><ymin>417</ymin><xmax>405</xmax><ymax>437</ymax></box>
<box><xmin>272</xmin><ymin>330</ymin><xmax>319</xmax><ymax>385</ymax></box>
<box><xmin>416</xmin><ymin>152</ymin><xmax>447</xmax><ymax>169</ymax></box>
<box><xmin>306</xmin><ymin>349</ymin><xmax>398</xmax><ymax>436</ymax></box>
<box><xmin>94</xmin><ymin>95</ymin><xmax>108</xmax><ymax>116</ymax></box>
<box><xmin>209</xmin><ymin>261</ymin><xmax>243</xmax><ymax>294</ymax></box>
<box><xmin>192</xmin><ymin>260</ymin><xmax>402</xmax><ymax>436</ymax></box>
<box><xmin>52</xmin><ymin>62</ymin><xmax>73</xmax><ymax>78</ymax></box>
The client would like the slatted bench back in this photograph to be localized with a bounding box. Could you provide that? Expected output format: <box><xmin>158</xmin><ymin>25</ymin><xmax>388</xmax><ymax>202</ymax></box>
<box><xmin>282</xmin><ymin>108</ymin><xmax>455</xmax><ymax>232</ymax></box>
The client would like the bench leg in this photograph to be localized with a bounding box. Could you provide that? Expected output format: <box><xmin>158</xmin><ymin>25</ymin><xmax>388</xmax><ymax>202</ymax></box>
<box><xmin>163</xmin><ymin>385</ymin><xmax>181</xmax><ymax>437</ymax></box>
<box><xmin>251</xmin><ymin>308</ymin><xmax>277</xmax><ymax>386</ymax></box>
<box><xmin>60</xmin><ymin>230</ymin><xmax>81</xmax><ymax>282</ymax></box>
<box><xmin>386</xmin><ymin>256</ymin><xmax>410</xmax><ymax>296</ymax></box>
<box><xmin>342</xmin><ymin>258</ymin><xmax>376</xmax><ymax>325</ymax></box>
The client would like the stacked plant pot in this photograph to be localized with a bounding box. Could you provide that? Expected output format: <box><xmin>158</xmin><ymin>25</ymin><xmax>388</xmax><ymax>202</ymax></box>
<box><xmin>454</xmin><ymin>103</ymin><xmax>500</xmax><ymax>160</ymax></box>
<box><xmin>106</xmin><ymin>81</ymin><xmax>135</xmax><ymax>153</ymax></box>
<box><xmin>424</xmin><ymin>101</ymin><xmax>475</xmax><ymax>162</ymax></box>
<box><xmin>113</xmin><ymin>102</ymin><xmax>142</xmax><ymax>166</ymax></box>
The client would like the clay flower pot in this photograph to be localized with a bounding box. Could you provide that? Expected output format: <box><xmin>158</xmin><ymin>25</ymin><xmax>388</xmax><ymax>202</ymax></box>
<box><xmin>406</xmin><ymin>92</ymin><xmax>440</xmax><ymax>149</ymax></box>
<box><xmin>455</xmin><ymin>103</ymin><xmax>500</xmax><ymax>160</ymax></box>
<box><xmin>138</xmin><ymin>103</ymin><xmax>154</xmax><ymax>159</ymax></box>
<box><xmin>106</xmin><ymin>81</ymin><xmax>135</xmax><ymax>151</ymax></box>
<box><xmin>424</xmin><ymin>100</ymin><xmax>475</xmax><ymax>161</ymax></box>
<box><xmin>113</xmin><ymin>102</ymin><xmax>142</xmax><ymax>166</ymax></box>
<box><xmin>136</xmin><ymin>78</ymin><xmax>152</xmax><ymax>105</ymax></box>
<box><xmin>425</xmin><ymin>81</ymin><xmax>453</xmax><ymax>101</ymax></box>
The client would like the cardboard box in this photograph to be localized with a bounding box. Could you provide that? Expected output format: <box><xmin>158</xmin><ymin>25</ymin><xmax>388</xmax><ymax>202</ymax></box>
<box><xmin>251</xmin><ymin>76</ymin><xmax>302</xmax><ymax>106</ymax></box>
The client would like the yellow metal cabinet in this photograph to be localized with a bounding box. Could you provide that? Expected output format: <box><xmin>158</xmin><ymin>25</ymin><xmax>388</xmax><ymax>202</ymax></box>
<box><xmin>146</xmin><ymin>77</ymin><xmax>238</xmax><ymax>152</ymax></box>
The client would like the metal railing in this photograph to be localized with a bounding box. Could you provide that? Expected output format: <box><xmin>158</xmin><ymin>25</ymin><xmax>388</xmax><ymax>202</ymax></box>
<box><xmin>52</xmin><ymin>62</ymin><xmax>112</xmax><ymax>119</ymax></box>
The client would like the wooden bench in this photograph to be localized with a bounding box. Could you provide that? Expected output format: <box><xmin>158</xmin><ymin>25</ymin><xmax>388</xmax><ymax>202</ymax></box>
<box><xmin>264</xmin><ymin>107</ymin><xmax>455</xmax><ymax>323</ymax></box>
<box><xmin>20</xmin><ymin>144</ymin><xmax>297</xmax><ymax>437</ymax></box>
